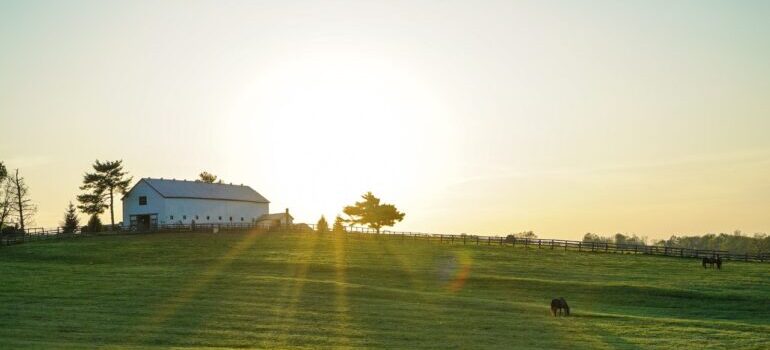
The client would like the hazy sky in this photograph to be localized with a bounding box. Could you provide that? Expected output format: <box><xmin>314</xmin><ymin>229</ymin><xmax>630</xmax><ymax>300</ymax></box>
<box><xmin>2</xmin><ymin>0</ymin><xmax>769</xmax><ymax>239</ymax></box>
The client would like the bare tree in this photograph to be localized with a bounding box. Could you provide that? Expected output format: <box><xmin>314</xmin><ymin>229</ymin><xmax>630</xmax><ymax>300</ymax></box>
<box><xmin>9</xmin><ymin>169</ymin><xmax>36</xmax><ymax>231</ymax></box>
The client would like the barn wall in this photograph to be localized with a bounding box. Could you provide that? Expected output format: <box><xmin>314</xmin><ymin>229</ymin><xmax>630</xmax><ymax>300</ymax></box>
<box><xmin>162</xmin><ymin>198</ymin><xmax>269</xmax><ymax>225</ymax></box>
<box><xmin>122</xmin><ymin>181</ymin><xmax>166</xmax><ymax>227</ymax></box>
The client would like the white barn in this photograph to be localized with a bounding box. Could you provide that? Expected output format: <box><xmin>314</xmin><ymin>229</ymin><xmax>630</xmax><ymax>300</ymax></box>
<box><xmin>122</xmin><ymin>178</ymin><xmax>270</xmax><ymax>230</ymax></box>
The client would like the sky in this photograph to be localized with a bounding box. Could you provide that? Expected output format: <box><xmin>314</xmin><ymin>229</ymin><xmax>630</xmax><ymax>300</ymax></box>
<box><xmin>1</xmin><ymin>0</ymin><xmax>769</xmax><ymax>239</ymax></box>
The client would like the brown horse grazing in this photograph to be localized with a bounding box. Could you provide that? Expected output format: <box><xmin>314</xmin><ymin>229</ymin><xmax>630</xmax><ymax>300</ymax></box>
<box><xmin>550</xmin><ymin>297</ymin><xmax>570</xmax><ymax>316</ymax></box>
<box><xmin>702</xmin><ymin>257</ymin><xmax>724</xmax><ymax>269</ymax></box>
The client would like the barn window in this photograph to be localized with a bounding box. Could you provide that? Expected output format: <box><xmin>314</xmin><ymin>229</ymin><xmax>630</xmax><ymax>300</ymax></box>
<box><xmin>240</xmin><ymin>217</ymin><xmax>244</xmax><ymax>221</ymax></box>
<box><xmin>139</xmin><ymin>196</ymin><xmax>147</xmax><ymax>205</ymax></box>
<box><xmin>195</xmin><ymin>215</ymin><xmax>199</xmax><ymax>220</ymax></box>
<box><xmin>218</xmin><ymin>216</ymin><xmax>222</xmax><ymax>220</ymax></box>
<box><xmin>170</xmin><ymin>215</ymin><xmax>174</xmax><ymax>220</ymax></box>
<box><xmin>206</xmin><ymin>216</ymin><xmax>210</xmax><ymax>220</ymax></box>
<box><xmin>229</xmin><ymin>216</ymin><xmax>233</xmax><ymax>222</ymax></box>
<box><xmin>183</xmin><ymin>215</ymin><xmax>187</xmax><ymax>220</ymax></box>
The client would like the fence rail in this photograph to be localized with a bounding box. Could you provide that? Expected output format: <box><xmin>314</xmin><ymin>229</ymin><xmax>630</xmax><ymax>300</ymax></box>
<box><xmin>2</xmin><ymin>223</ymin><xmax>768</xmax><ymax>263</ymax></box>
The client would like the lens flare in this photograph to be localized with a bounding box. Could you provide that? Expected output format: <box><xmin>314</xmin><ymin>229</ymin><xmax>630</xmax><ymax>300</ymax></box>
<box><xmin>437</xmin><ymin>251</ymin><xmax>473</xmax><ymax>293</ymax></box>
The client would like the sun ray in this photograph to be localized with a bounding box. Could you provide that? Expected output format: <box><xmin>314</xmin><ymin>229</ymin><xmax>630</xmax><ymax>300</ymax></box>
<box><xmin>134</xmin><ymin>230</ymin><xmax>265</xmax><ymax>342</ymax></box>
<box><xmin>330</xmin><ymin>232</ymin><xmax>359</xmax><ymax>348</ymax></box>
<box><xmin>261</xmin><ymin>231</ymin><xmax>321</xmax><ymax>347</ymax></box>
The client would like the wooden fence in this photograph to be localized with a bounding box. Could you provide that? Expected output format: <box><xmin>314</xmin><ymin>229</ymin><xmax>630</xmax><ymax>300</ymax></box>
<box><xmin>2</xmin><ymin>223</ymin><xmax>768</xmax><ymax>263</ymax></box>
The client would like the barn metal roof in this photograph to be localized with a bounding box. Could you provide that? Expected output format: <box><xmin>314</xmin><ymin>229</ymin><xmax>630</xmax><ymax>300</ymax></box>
<box><xmin>139</xmin><ymin>178</ymin><xmax>270</xmax><ymax>203</ymax></box>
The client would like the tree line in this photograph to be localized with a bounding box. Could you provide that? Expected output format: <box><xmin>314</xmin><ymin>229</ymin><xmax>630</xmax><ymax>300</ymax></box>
<box><xmin>11</xmin><ymin>158</ymin><xmax>762</xmax><ymax>256</ymax></box>
<box><xmin>582</xmin><ymin>231</ymin><xmax>770</xmax><ymax>255</ymax></box>
<box><xmin>0</xmin><ymin>159</ymin><xmax>135</xmax><ymax>235</ymax></box>
<box><xmin>0</xmin><ymin>161</ymin><xmax>234</xmax><ymax>235</ymax></box>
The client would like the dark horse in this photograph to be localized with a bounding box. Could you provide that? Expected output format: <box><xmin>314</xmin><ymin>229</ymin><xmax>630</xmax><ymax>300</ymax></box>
<box><xmin>702</xmin><ymin>257</ymin><xmax>722</xmax><ymax>269</ymax></box>
<box><xmin>551</xmin><ymin>297</ymin><xmax>570</xmax><ymax>316</ymax></box>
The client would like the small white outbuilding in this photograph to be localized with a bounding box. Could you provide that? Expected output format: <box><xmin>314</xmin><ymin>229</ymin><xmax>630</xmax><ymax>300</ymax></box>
<box><xmin>122</xmin><ymin>178</ymin><xmax>270</xmax><ymax>230</ymax></box>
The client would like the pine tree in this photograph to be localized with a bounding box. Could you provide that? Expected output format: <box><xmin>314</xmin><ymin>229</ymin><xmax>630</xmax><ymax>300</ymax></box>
<box><xmin>61</xmin><ymin>202</ymin><xmax>80</xmax><ymax>233</ymax></box>
<box><xmin>342</xmin><ymin>192</ymin><xmax>404</xmax><ymax>234</ymax></box>
<box><xmin>317</xmin><ymin>215</ymin><xmax>329</xmax><ymax>233</ymax></box>
<box><xmin>78</xmin><ymin>160</ymin><xmax>132</xmax><ymax>229</ymax></box>
<box><xmin>332</xmin><ymin>216</ymin><xmax>346</xmax><ymax>233</ymax></box>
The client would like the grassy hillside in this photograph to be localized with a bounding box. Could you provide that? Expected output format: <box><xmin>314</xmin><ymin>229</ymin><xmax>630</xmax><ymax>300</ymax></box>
<box><xmin>0</xmin><ymin>231</ymin><xmax>768</xmax><ymax>349</ymax></box>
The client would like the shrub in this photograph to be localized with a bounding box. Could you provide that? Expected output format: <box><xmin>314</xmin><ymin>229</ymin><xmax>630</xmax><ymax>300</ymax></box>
<box><xmin>86</xmin><ymin>215</ymin><xmax>103</xmax><ymax>233</ymax></box>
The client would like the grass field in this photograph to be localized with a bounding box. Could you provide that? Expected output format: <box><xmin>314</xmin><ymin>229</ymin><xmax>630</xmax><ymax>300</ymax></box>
<box><xmin>0</xmin><ymin>231</ymin><xmax>768</xmax><ymax>349</ymax></box>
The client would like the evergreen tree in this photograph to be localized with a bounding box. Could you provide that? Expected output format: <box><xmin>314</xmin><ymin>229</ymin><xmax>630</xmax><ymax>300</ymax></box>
<box><xmin>343</xmin><ymin>192</ymin><xmax>405</xmax><ymax>234</ymax></box>
<box><xmin>61</xmin><ymin>202</ymin><xmax>80</xmax><ymax>233</ymax></box>
<box><xmin>316</xmin><ymin>215</ymin><xmax>329</xmax><ymax>233</ymax></box>
<box><xmin>332</xmin><ymin>216</ymin><xmax>346</xmax><ymax>233</ymax></box>
<box><xmin>78</xmin><ymin>160</ymin><xmax>132</xmax><ymax>229</ymax></box>
<box><xmin>86</xmin><ymin>214</ymin><xmax>103</xmax><ymax>233</ymax></box>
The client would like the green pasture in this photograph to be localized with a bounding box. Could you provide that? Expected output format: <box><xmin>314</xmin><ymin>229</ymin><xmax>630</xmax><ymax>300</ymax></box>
<box><xmin>0</xmin><ymin>231</ymin><xmax>768</xmax><ymax>349</ymax></box>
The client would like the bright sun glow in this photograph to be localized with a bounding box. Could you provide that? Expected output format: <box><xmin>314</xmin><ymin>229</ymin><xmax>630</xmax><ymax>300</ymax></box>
<box><xmin>225</xmin><ymin>51</ymin><xmax>460</xmax><ymax>222</ymax></box>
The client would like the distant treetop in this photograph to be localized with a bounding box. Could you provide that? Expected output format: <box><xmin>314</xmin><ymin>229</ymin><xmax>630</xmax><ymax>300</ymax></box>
<box><xmin>198</xmin><ymin>171</ymin><xmax>222</xmax><ymax>184</ymax></box>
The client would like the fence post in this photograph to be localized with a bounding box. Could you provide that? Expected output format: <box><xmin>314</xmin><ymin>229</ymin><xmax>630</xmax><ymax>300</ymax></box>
<box><xmin>578</xmin><ymin>242</ymin><xmax>582</xmax><ymax>251</ymax></box>
<box><xmin>463</xmin><ymin>235</ymin><xmax>466</xmax><ymax>245</ymax></box>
